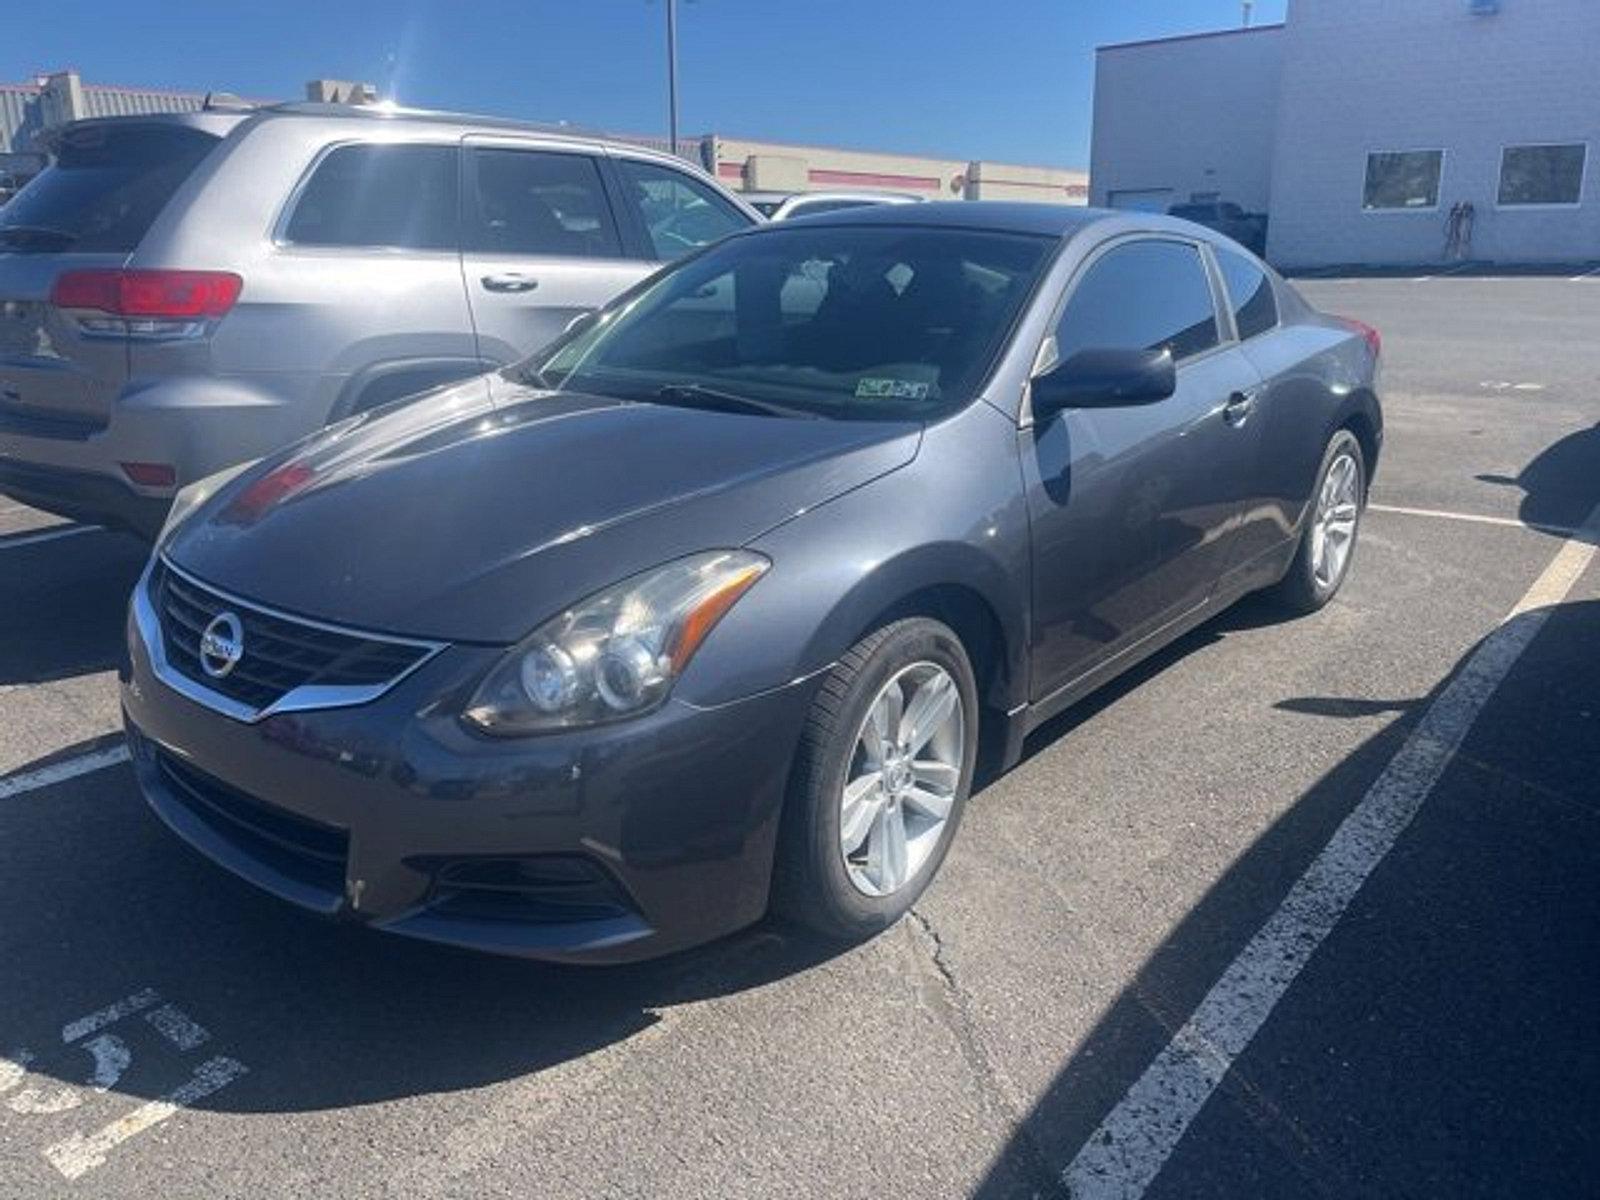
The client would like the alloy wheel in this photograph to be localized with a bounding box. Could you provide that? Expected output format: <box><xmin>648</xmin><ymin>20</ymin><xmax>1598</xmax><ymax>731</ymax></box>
<box><xmin>839</xmin><ymin>661</ymin><xmax>965</xmax><ymax>897</ymax></box>
<box><xmin>1310</xmin><ymin>451</ymin><xmax>1360</xmax><ymax>589</ymax></box>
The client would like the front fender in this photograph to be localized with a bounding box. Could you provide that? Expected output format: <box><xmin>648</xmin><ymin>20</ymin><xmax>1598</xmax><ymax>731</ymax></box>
<box><xmin>675</xmin><ymin>403</ymin><xmax>1032</xmax><ymax>716</ymax></box>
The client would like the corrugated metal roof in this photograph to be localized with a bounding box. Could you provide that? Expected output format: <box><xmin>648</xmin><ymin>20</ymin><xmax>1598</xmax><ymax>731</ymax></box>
<box><xmin>82</xmin><ymin>86</ymin><xmax>205</xmax><ymax>119</ymax></box>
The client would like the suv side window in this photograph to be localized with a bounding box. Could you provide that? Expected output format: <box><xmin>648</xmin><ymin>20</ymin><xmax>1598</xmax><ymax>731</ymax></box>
<box><xmin>283</xmin><ymin>143</ymin><xmax>458</xmax><ymax>251</ymax></box>
<box><xmin>613</xmin><ymin>158</ymin><xmax>749</xmax><ymax>260</ymax></box>
<box><xmin>1215</xmin><ymin>247</ymin><xmax>1279</xmax><ymax>341</ymax></box>
<box><xmin>466</xmin><ymin>147</ymin><xmax>623</xmax><ymax>258</ymax></box>
<box><xmin>1055</xmin><ymin>240</ymin><xmax>1220</xmax><ymax>363</ymax></box>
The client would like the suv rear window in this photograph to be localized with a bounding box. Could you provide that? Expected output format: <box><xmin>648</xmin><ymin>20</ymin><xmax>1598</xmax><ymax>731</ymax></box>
<box><xmin>0</xmin><ymin>123</ymin><xmax>220</xmax><ymax>254</ymax></box>
<box><xmin>283</xmin><ymin>143</ymin><xmax>459</xmax><ymax>251</ymax></box>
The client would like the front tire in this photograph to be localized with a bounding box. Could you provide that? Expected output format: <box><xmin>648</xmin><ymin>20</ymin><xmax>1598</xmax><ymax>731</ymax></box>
<box><xmin>772</xmin><ymin>618</ymin><xmax>978</xmax><ymax>941</ymax></box>
<box><xmin>1270</xmin><ymin>429</ymin><xmax>1365</xmax><ymax>613</ymax></box>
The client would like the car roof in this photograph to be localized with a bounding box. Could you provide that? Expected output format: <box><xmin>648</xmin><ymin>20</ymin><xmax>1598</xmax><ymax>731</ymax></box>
<box><xmin>781</xmin><ymin>201</ymin><xmax>1105</xmax><ymax>236</ymax></box>
<box><xmin>53</xmin><ymin>102</ymin><xmax>686</xmax><ymax>164</ymax></box>
<box><xmin>781</xmin><ymin>200</ymin><xmax>1233</xmax><ymax>245</ymax></box>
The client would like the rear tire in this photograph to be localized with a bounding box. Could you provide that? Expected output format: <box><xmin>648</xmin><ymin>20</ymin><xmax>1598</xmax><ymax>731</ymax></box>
<box><xmin>1269</xmin><ymin>429</ymin><xmax>1365</xmax><ymax>614</ymax></box>
<box><xmin>772</xmin><ymin>618</ymin><xmax>978</xmax><ymax>941</ymax></box>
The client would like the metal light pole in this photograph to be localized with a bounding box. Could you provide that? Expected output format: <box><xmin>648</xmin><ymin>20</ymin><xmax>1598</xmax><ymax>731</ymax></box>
<box><xmin>666</xmin><ymin>0</ymin><xmax>680</xmax><ymax>157</ymax></box>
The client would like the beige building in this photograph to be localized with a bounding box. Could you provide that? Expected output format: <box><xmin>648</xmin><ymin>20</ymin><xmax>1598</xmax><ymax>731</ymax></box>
<box><xmin>706</xmin><ymin>134</ymin><xmax>1087</xmax><ymax>204</ymax></box>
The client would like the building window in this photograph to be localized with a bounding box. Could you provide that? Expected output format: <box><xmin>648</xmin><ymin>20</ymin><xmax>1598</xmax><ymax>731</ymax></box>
<box><xmin>1362</xmin><ymin>150</ymin><xmax>1444</xmax><ymax>210</ymax></box>
<box><xmin>1498</xmin><ymin>144</ymin><xmax>1586</xmax><ymax>207</ymax></box>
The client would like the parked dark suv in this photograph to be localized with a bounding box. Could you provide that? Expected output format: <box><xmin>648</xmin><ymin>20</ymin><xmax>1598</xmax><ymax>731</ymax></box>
<box><xmin>1167</xmin><ymin>201</ymin><xmax>1268</xmax><ymax>255</ymax></box>
<box><xmin>0</xmin><ymin>103</ymin><xmax>759</xmax><ymax>535</ymax></box>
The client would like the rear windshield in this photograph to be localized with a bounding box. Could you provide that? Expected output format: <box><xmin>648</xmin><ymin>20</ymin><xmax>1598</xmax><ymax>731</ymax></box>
<box><xmin>0</xmin><ymin>124</ymin><xmax>220</xmax><ymax>254</ymax></box>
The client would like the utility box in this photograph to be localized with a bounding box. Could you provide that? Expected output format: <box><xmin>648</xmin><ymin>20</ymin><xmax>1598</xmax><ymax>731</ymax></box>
<box><xmin>743</xmin><ymin>154</ymin><xmax>809</xmax><ymax>192</ymax></box>
<box><xmin>305</xmin><ymin>79</ymin><xmax>377</xmax><ymax>105</ymax></box>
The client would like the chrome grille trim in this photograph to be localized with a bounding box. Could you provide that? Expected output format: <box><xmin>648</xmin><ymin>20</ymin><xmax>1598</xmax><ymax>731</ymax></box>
<box><xmin>133</xmin><ymin>555</ymin><xmax>447</xmax><ymax>723</ymax></box>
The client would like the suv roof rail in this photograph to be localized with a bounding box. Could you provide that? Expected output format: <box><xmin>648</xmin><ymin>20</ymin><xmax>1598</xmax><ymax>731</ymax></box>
<box><xmin>259</xmin><ymin>100</ymin><xmax>615</xmax><ymax>141</ymax></box>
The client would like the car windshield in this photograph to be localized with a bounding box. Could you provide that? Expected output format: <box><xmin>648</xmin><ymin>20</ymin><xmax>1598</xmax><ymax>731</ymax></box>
<box><xmin>512</xmin><ymin>224</ymin><xmax>1055</xmax><ymax>420</ymax></box>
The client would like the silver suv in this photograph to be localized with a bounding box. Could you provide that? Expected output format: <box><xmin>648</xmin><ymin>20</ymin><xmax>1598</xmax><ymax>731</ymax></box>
<box><xmin>0</xmin><ymin>103</ymin><xmax>759</xmax><ymax>536</ymax></box>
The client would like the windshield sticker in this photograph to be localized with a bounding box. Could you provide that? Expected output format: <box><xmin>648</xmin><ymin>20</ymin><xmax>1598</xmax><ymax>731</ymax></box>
<box><xmin>856</xmin><ymin>377</ymin><xmax>931</xmax><ymax>401</ymax></box>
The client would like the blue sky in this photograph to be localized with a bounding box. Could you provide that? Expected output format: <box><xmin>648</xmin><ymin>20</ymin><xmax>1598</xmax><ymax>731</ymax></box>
<box><xmin>6</xmin><ymin>1</ymin><xmax>1286</xmax><ymax>167</ymax></box>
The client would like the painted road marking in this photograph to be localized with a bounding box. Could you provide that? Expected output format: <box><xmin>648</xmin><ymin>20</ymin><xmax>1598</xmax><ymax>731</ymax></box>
<box><xmin>145</xmin><ymin>1004</ymin><xmax>211</xmax><ymax>1051</ymax></box>
<box><xmin>60</xmin><ymin>990</ymin><xmax>160</xmax><ymax>1045</ymax></box>
<box><xmin>42</xmin><ymin>1057</ymin><xmax>248</xmax><ymax>1181</ymax></box>
<box><xmin>0</xmin><ymin>745</ymin><xmax>131</xmax><ymax>800</ymax></box>
<box><xmin>0</xmin><ymin>524</ymin><xmax>98</xmax><ymax>550</ymax></box>
<box><xmin>1570</xmin><ymin>265</ymin><xmax>1600</xmax><ymax>282</ymax></box>
<box><xmin>1062</xmin><ymin>499</ymin><xmax>1600</xmax><ymax>1199</ymax></box>
<box><xmin>1368</xmin><ymin>502</ymin><xmax>1576</xmax><ymax>538</ymax></box>
<box><xmin>3</xmin><ymin>990</ymin><xmax>244</xmax><ymax>1179</ymax></box>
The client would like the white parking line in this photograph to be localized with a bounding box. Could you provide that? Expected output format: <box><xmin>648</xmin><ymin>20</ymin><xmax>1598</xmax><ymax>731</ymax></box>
<box><xmin>0</xmin><ymin>524</ymin><xmax>98</xmax><ymax>550</ymax></box>
<box><xmin>1062</xmin><ymin>499</ymin><xmax>1600</xmax><ymax>1199</ymax></box>
<box><xmin>42</xmin><ymin>1056</ymin><xmax>248</xmax><ymax>1180</ymax></box>
<box><xmin>0</xmin><ymin>745</ymin><xmax>131</xmax><ymax>800</ymax></box>
<box><xmin>1368</xmin><ymin>502</ymin><xmax>1576</xmax><ymax>537</ymax></box>
<box><xmin>1570</xmin><ymin>266</ymin><xmax>1600</xmax><ymax>282</ymax></box>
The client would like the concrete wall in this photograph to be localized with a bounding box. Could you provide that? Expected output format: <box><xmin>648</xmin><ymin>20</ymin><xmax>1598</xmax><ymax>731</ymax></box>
<box><xmin>1090</xmin><ymin>26</ymin><xmax>1284</xmax><ymax>214</ymax></box>
<box><xmin>1269</xmin><ymin>0</ymin><xmax>1600</xmax><ymax>265</ymax></box>
<box><xmin>708</xmin><ymin>135</ymin><xmax>1087</xmax><ymax>204</ymax></box>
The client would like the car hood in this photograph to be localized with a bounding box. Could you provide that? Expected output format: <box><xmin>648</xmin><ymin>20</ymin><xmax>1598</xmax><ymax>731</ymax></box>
<box><xmin>166</xmin><ymin>374</ymin><xmax>921</xmax><ymax>643</ymax></box>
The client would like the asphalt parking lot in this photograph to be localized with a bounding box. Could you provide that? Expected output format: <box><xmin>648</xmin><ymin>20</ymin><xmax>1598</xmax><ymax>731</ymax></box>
<box><xmin>2</xmin><ymin>274</ymin><xmax>1597</xmax><ymax>1199</ymax></box>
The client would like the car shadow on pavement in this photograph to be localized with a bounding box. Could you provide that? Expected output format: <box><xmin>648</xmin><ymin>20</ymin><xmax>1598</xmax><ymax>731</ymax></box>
<box><xmin>1477</xmin><ymin>420</ymin><xmax>1600</xmax><ymax>542</ymax></box>
<box><xmin>971</xmin><ymin>597</ymin><xmax>1600</xmax><ymax>1199</ymax></box>
<box><xmin>0</xmin><ymin>747</ymin><xmax>850</xmax><ymax>1118</ymax></box>
<box><xmin>0</xmin><ymin>528</ymin><xmax>148</xmax><ymax>685</ymax></box>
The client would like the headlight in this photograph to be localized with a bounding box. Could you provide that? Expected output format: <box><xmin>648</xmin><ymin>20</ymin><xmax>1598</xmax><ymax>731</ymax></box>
<box><xmin>157</xmin><ymin>460</ymin><xmax>255</xmax><ymax>545</ymax></box>
<box><xmin>462</xmin><ymin>550</ymin><xmax>769</xmax><ymax>735</ymax></box>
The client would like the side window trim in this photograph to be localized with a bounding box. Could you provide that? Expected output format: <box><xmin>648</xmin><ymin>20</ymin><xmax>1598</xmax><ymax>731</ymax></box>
<box><xmin>1036</xmin><ymin>233</ymin><xmax>1229</xmax><ymax>376</ymax></box>
<box><xmin>1199</xmin><ymin>243</ymin><xmax>1239</xmax><ymax>345</ymax></box>
<box><xmin>460</xmin><ymin>143</ymin><xmax>628</xmax><ymax>261</ymax></box>
<box><xmin>607</xmin><ymin>152</ymin><xmax>753</xmax><ymax>262</ymax></box>
<box><xmin>596</xmin><ymin>150</ymin><xmax>658</xmax><ymax>261</ymax></box>
<box><xmin>272</xmin><ymin>139</ymin><xmax>463</xmax><ymax>253</ymax></box>
<box><xmin>1209</xmin><ymin>243</ymin><xmax>1283</xmax><ymax>344</ymax></box>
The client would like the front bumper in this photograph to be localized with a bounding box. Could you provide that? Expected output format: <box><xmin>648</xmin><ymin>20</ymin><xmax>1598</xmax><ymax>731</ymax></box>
<box><xmin>121</xmin><ymin>590</ymin><xmax>815</xmax><ymax>964</ymax></box>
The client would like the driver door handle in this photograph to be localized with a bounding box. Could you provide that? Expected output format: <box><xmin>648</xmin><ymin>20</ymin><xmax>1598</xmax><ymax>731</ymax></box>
<box><xmin>1223</xmin><ymin>388</ymin><xmax>1258</xmax><ymax>427</ymax></box>
<box><xmin>481</xmin><ymin>273</ymin><xmax>539</xmax><ymax>293</ymax></box>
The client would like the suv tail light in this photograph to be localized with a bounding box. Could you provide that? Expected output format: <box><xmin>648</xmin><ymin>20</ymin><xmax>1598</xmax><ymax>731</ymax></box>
<box><xmin>50</xmin><ymin>269</ymin><xmax>242</xmax><ymax>339</ymax></box>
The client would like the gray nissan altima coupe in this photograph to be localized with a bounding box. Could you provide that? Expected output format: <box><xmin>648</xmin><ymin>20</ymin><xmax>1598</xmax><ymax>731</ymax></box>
<box><xmin>122</xmin><ymin>203</ymin><xmax>1382</xmax><ymax>963</ymax></box>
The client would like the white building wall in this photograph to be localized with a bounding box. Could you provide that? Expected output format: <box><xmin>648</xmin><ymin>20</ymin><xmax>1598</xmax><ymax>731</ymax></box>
<box><xmin>1268</xmin><ymin>0</ymin><xmax>1600</xmax><ymax>266</ymax></box>
<box><xmin>1090</xmin><ymin>27</ymin><xmax>1284</xmax><ymax>213</ymax></box>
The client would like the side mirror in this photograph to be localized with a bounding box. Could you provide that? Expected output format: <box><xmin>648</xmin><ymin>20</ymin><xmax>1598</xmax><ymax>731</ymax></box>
<box><xmin>1030</xmin><ymin>347</ymin><xmax>1176</xmax><ymax>418</ymax></box>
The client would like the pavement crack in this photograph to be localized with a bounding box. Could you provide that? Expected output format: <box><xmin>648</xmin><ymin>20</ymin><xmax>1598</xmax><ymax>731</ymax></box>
<box><xmin>907</xmin><ymin>907</ymin><xmax>1066</xmax><ymax>1199</ymax></box>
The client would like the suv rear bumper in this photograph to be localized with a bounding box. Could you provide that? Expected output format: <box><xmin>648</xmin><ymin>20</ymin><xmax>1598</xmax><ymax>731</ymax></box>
<box><xmin>0</xmin><ymin>458</ymin><xmax>169</xmax><ymax>537</ymax></box>
<box><xmin>0</xmin><ymin>376</ymin><xmax>317</xmax><ymax>537</ymax></box>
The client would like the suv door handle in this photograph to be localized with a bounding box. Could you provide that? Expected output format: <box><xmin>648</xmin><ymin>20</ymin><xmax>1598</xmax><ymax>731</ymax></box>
<box><xmin>1223</xmin><ymin>389</ymin><xmax>1258</xmax><ymax>427</ymax></box>
<box><xmin>481</xmin><ymin>273</ymin><xmax>539</xmax><ymax>293</ymax></box>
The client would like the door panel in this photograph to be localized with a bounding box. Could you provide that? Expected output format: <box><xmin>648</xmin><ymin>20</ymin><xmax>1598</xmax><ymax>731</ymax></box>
<box><xmin>1021</xmin><ymin>237</ymin><xmax>1263</xmax><ymax>700</ymax></box>
<box><xmin>1023</xmin><ymin>348</ymin><xmax>1262</xmax><ymax>697</ymax></box>
<box><xmin>460</xmin><ymin>140</ymin><xmax>649</xmax><ymax>365</ymax></box>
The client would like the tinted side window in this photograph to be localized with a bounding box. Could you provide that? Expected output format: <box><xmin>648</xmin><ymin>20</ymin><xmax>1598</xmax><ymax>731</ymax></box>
<box><xmin>466</xmin><ymin>148</ymin><xmax>622</xmax><ymax>258</ymax></box>
<box><xmin>284</xmin><ymin>144</ymin><xmax>458</xmax><ymax>250</ymax></box>
<box><xmin>614</xmin><ymin>159</ymin><xmax>750</xmax><ymax>260</ymax></box>
<box><xmin>0</xmin><ymin>124</ymin><xmax>220</xmax><ymax>253</ymax></box>
<box><xmin>1216</xmin><ymin>248</ymin><xmax>1278</xmax><ymax>341</ymax></box>
<box><xmin>1056</xmin><ymin>241</ymin><xmax>1220</xmax><ymax>362</ymax></box>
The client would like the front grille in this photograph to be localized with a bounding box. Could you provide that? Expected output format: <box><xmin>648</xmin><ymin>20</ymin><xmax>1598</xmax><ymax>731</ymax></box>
<box><xmin>156</xmin><ymin>751</ymin><xmax>349</xmax><ymax>896</ymax></box>
<box><xmin>152</xmin><ymin>559</ymin><xmax>435</xmax><ymax>715</ymax></box>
